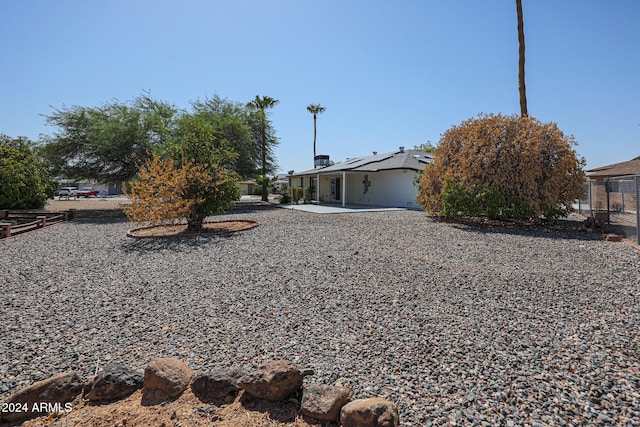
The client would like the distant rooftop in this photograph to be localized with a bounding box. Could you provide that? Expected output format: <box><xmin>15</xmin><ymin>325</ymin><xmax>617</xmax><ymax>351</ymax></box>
<box><xmin>586</xmin><ymin>156</ymin><xmax>640</xmax><ymax>178</ymax></box>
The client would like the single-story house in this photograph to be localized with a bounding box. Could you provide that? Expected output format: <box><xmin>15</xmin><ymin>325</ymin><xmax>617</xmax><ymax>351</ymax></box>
<box><xmin>288</xmin><ymin>147</ymin><xmax>432</xmax><ymax>208</ymax></box>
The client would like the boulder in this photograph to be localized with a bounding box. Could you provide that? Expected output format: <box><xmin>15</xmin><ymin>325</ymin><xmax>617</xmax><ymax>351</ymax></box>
<box><xmin>301</xmin><ymin>383</ymin><xmax>351</xmax><ymax>421</ymax></box>
<box><xmin>190</xmin><ymin>368</ymin><xmax>246</xmax><ymax>401</ymax></box>
<box><xmin>85</xmin><ymin>363</ymin><xmax>143</xmax><ymax>401</ymax></box>
<box><xmin>0</xmin><ymin>371</ymin><xmax>83</xmax><ymax>423</ymax></box>
<box><xmin>238</xmin><ymin>360</ymin><xmax>306</xmax><ymax>401</ymax></box>
<box><xmin>340</xmin><ymin>398</ymin><xmax>400</xmax><ymax>427</ymax></box>
<box><xmin>142</xmin><ymin>358</ymin><xmax>194</xmax><ymax>405</ymax></box>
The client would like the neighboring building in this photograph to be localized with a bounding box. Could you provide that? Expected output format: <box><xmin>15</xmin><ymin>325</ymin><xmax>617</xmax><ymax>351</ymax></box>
<box><xmin>586</xmin><ymin>156</ymin><xmax>640</xmax><ymax>178</ymax></box>
<box><xmin>584</xmin><ymin>156</ymin><xmax>639</xmax><ymax>214</ymax></box>
<box><xmin>238</xmin><ymin>180</ymin><xmax>257</xmax><ymax>195</ymax></box>
<box><xmin>288</xmin><ymin>147</ymin><xmax>432</xmax><ymax>208</ymax></box>
<box><xmin>273</xmin><ymin>174</ymin><xmax>289</xmax><ymax>194</ymax></box>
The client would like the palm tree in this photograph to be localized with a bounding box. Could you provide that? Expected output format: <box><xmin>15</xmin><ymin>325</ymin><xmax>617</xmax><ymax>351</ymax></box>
<box><xmin>247</xmin><ymin>95</ymin><xmax>279</xmax><ymax>202</ymax></box>
<box><xmin>306</xmin><ymin>103</ymin><xmax>326</xmax><ymax>159</ymax></box>
<box><xmin>516</xmin><ymin>0</ymin><xmax>528</xmax><ymax>117</ymax></box>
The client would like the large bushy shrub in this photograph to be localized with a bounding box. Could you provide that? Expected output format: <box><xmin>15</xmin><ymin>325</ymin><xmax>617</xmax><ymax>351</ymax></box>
<box><xmin>417</xmin><ymin>114</ymin><xmax>585</xmax><ymax>219</ymax></box>
<box><xmin>0</xmin><ymin>135</ymin><xmax>53</xmax><ymax>209</ymax></box>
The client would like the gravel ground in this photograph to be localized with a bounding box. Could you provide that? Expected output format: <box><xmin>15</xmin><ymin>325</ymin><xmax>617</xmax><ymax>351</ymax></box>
<box><xmin>1</xmin><ymin>206</ymin><xmax>639</xmax><ymax>426</ymax></box>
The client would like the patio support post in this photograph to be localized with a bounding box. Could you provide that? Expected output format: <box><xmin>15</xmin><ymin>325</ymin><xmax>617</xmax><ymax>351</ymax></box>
<box><xmin>316</xmin><ymin>173</ymin><xmax>320</xmax><ymax>203</ymax></box>
<box><xmin>589</xmin><ymin>180</ymin><xmax>593</xmax><ymax>216</ymax></box>
<box><xmin>636</xmin><ymin>176</ymin><xmax>639</xmax><ymax>246</ymax></box>
<box><xmin>342</xmin><ymin>172</ymin><xmax>346</xmax><ymax>207</ymax></box>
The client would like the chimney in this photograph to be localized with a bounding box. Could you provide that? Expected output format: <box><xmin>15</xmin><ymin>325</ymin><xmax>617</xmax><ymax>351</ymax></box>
<box><xmin>399</xmin><ymin>146</ymin><xmax>405</xmax><ymax>153</ymax></box>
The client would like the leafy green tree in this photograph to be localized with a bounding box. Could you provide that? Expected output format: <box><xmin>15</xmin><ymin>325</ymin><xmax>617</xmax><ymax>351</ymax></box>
<box><xmin>414</xmin><ymin>141</ymin><xmax>436</xmax><ymax>154</ymax></box>
<box><xmin>306</xmin><ymin>103</ymin><xmax>326</xmax><ymax>159</ymax></box>
<box><xmin>0</xmin><ymin>135</ymin><xmax>54</xmax><ymax>209</ymax></box>
<box><xmin>417</xmin><ymin>114</ymin><xmax>585</xmax><ymax>219</ymax></box>
<box><xmin>246</xmin><ymin>95</ymin><xmax>279</xmax><ymax>202</ymax></box>
<box><xmin>191</xmin><ymin>95</ymin><xmax>261</xmax><ymax>179</ymax></box>
<box><xmin>171</xmin><ymin>114</ymin><xmax>241</xmax><ymax>231</ymax></box>
<box><xmin>42</xmin><ymin>93</ymin><xmax>177</xmax><ymax>183</ymax></box>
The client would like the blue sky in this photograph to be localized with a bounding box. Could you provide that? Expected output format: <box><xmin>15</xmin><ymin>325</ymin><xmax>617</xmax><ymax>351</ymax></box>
<box><xmin>1</xmin><ymin>0</ymin><xmax>638</xmax><ymax>174</ymax></box>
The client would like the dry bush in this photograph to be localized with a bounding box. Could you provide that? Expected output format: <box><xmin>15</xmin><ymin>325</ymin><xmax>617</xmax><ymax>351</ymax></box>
<box><xmin>417</xmin><ymin>114</ymin><xmax>585</xmax><ymax>219</ymax></box>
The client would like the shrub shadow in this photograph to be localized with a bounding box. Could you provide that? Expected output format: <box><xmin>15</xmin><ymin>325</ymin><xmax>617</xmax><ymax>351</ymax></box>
<box><xmin>440</xmin><ymin>216</ymin><xmax>602</xmax><ymax>242</ymax></box>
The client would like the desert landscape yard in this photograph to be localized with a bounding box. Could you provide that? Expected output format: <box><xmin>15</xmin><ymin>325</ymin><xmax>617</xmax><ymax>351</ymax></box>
<box><xmin>1</xmin><ymin>199</ymin><xmax>639</xmax><ymax>426</ymax></box>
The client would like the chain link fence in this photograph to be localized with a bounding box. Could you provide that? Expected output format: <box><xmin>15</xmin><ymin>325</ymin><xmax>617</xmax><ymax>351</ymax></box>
<box><xmin>576</xmin><ymin>175</ymin><xmax>640</xmax><ymax>245</ymax></box>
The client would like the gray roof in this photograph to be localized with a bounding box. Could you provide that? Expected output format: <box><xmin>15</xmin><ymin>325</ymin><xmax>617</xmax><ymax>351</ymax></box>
<box><xmin>291</xmin><ymin>150</ymin><xmax>432</xmax><ymax>176</ymax></box>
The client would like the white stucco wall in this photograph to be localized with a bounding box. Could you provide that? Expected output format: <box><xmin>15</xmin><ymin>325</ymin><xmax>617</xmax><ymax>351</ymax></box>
<box><xmin>344</xmin><ymin>170</ymin><xmax>420</xmax><ymax>208</ymax></box>
<box><xmin>305</xmin><ymin>169</ymin><xmax>421</xmax><ymax>207</ymax></box>
<box><xmin>309</xmin><ymin>170</ymin><xmax>419</xmax><ymax>207</ymax></box>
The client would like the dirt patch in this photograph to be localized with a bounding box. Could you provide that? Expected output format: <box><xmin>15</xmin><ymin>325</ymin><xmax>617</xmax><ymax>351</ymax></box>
<box><xmin>18</xmin><ymin>389</ymin><xmax>319</xmax><ymax>427</ymax></box>
<box><xmin>44</xmin><ymin>197</ymin><xmax>130</xmax><ymax>213</ymax></box>
<box><xmin>127</xmin><ymin>220</ymin><xmax>259</xmax><ymax>238</ymax></box>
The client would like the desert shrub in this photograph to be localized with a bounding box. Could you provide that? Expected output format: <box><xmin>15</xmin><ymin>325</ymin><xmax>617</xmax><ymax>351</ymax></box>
<box><xmin>290</xmin><ymin>186</ymin><xmax>304</xmax><ymax>204</ymax></box>
<box><xmin>417</xmin><ymin>114</ymin><xmax>585</xmax><ymax>219</ymax></box>
<box><xmin>303</xmin><ymin>186</ymin><xmax>315</xmax><ymax>203</ymax></box>
<box><xmin>279</xmin><ymin>190</ymin><xmax>291</xmax><ymax>204</ymax></box>
<box><xmin>440</xmin><ymin>178</ymin><xmax>536</xmax><ymax>219</ymax></box>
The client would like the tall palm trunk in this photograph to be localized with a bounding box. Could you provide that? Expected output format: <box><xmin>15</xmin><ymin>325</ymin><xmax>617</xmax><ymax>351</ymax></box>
<box><xmin>261</xmin><ymin>111</ymin><xmax>268</xmax><ymax>202</ymax></box>
<box><xmin>516</xmin><ymin>0</ymin><xmax>528</xmax><ymax>117</ymax></box>
<box><xmin>306</xmin><ymin>104</ymin><xmax>325</xmax><ymax>165</ymax></box>
<box><xmin>313</xmin><ymin>113</ymin><xmax>317</xmax><ymax>158</ymax></box>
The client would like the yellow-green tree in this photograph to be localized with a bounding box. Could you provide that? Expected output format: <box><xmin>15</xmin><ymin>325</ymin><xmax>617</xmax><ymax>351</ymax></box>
<box><xmin>123</xmin><ymin>153</ymin><xmax>236</xmax><ymax>231</ymax></box>
<box><xmin>417</xmin><ymin>114</ymin><xmax>585</xmax><ymax>219</ymax></box>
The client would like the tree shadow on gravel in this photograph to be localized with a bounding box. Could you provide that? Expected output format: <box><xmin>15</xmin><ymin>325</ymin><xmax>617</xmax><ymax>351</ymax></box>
<box><xmin>71</xmin><ymin>202</ymin><xmax>280</xmax><ymax>224</ymax></box>
<box><xmin>121</xmin><ymin>232</ymin><xmax>237</xmax><ymax>253</ymax></box>
<box><xmin>441</xmin><ymin>217</ymin><xmax>604</xmax><ymax>242</ymax></box>
<box><xmin>228</xmin><ymin>202</ymin><xmax>282</xmax><ymax>214</ymax></box>
<box><xmin>72</xmin><ymin>209</ymin><xmax>130</xmax><ymax>224</ymax></box>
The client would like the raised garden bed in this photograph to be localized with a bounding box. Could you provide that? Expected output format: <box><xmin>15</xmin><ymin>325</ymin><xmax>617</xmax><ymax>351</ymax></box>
<box><xmin>0</xmin><ymin>209</ymin><xmax>76</xmax><ymax>239</ymax></box>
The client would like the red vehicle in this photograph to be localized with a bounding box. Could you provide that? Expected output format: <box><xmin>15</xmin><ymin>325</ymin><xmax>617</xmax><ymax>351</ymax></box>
<box><xmin>76</xmin><ymin>187</ymin><xmax>100</xmax><ymax>197</ymax></box>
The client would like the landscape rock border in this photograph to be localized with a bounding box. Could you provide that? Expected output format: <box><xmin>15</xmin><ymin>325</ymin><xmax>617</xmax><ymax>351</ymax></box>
<box><xmin>126</xmin><ymin>219</ymin><xmax>260</xmax><ymax>238</ymax></box>
<box><xmin>0</xmin><ymin>358</ymin><xmax>400</xmax><ymax>426</ymax></box>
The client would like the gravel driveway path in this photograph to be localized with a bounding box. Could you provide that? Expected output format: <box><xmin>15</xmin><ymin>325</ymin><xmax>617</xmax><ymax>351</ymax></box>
<box><xmin>1</xmin><ymin>207</ymin><xmax>639</xmax><ymax>426</ymax></box>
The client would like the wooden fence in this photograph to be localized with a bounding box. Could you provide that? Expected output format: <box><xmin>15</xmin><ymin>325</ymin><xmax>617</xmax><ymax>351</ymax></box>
<box><xmin>0</xmin><ymin>209</ymin><xmax>76</xmax><ymax>239</ymax></box>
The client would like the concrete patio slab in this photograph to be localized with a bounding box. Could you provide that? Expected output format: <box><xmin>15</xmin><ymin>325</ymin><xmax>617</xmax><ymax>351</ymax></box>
<box><xmin>276</xmin><ymin>204</ymin><xmax>405</xmax><ymax>214</ymax></box>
